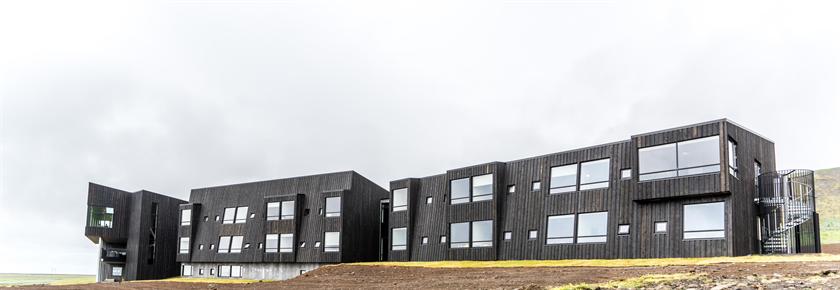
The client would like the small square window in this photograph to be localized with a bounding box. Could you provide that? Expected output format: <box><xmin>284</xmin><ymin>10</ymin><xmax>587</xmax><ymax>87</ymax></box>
<box><xmin>620</xmin><ymin>169</ymin><xmax>632</xmax><ymax>179</ymax></box>
<box><xmin>244</xmin><ymin>243</ymin><xmax>251</xmax><ymax>249</ymax></box>
<box><xmin>503</xmin><ymin>231</ymin><xmax>512</xmax><ymax>240</ymax></box>
<box><xmin>199</xmin><ymin>269</ymin><xmax>204</xmax><ymax>275</ymax></box>
<box><xmin>655</xmin><ymin>222</ymin><xmax>668</xmax><ymax>233</ymax></box>
<box><xmin>203</xmin><ymin>216</ymin><xmax>209</xmax><ymax>222</ymax></box>
<box><xmin>210</xmin><ymin>244</ymin><xmax>215</xmax><ymax>250</ymax></box>
<box><xmin>258</xmin><ymin>243</ymin><xmax>263</xmax><ymax>249</ymax></box>
<box><xmin>426</xmin><ymin>197</ymin><xmax>433</xmax><ymax>204</ymax></box>
<box><xmin>618</xmin><ymin>224</ymin><xmax>630</xmax><ymax>235</ymax></box>
<box><xmin>440</xmin><ymin>235</ymin><xmax>447</xmax><ymax>243</ymax></box>
<box><xmin>507</xmin><ymin>185</ymin><xmax>515</xmax><ymax>194</ymax></box>
<box><xmin>300</xmin><ymin>269</ymin><xmax>307</xmax><ymax>275</ymax></box>
<box><xmin>249</xmin><ymin>213</ymin><xmax>256</xmax><ymax>218</ymax></box>
<box><xmin>210</xmin><ymin>268</ymin><xmax>215</xmax><ymax>276</ymax></box>
<box><xmin>528</xmin><ymin>230</ymin><xmax>538</xmax><ymax>239</ymax></box>
<box><xmin>421</xmin><ymin>237</ymin><xmax>429</xmax><ymax>245</ymax></box>
<box><xmin>314</xmin><ymin>241</ymin><xmax>321</xmax><ymax>247</ymax></box>
<box><xmin>112</xmin><ymin>266</ymin><xmax>123</xmax><ymax>277</ymax></box>
<box><xmin>319</xmin><ymin>208</ymin><xmax>323</xmax><ymax>215</ymax></box>
<box><xmin>532</xmin><ymin>181</ymin><xmax>541</xmax><ymax>191</ymax></box>
<box><xmin>199</xmin><ymin>244</ymin><xmax>204</xmax><ymax>250</ymax></box>
<box><xmin>215</xmin><ymin>215</ymin><xmax>220</xmax><ymax>221</ymax></box>
<box><xmin>300</xmin><ymin>242</ymin><xmax>306</xmax><ymax>248</ymax></box>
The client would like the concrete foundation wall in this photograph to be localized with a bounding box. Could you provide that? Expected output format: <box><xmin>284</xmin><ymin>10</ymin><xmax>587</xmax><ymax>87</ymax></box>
<box><xmin>185</xmin><ymin>263</ymin><xmax>326</xmax><ymax>280</ymax></box>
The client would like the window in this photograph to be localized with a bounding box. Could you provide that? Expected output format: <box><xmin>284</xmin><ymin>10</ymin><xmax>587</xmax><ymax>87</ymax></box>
<box><xmin>654</xmin><ymin>221</ymin><xmax>668</xmax><ymax>233</ymax></box>
<box><xmin>249</xmin><ymin>213</ymin><xmax>255</xmax><ymax>218</ymax></box>
<box><xmin>218</xmin><ymin>236</ymin><xmax>231</xmax><ymax>253</ymax></box>
<box><xmin>683</xmin><ymin>202</ymin><xmax>725</xmax><ymax>239</ymax></box>
<box><xmin>223</xmin><ymin>208</ymin><xmax>236</xmax><ymax>224</ymax></box>
<box><xmin>579</xmin><ymin>159</ymin><xmax>610</xmax><ymax>190</ymax></box>
<box><xmin>182</xmin><ymin>265</ymin><xmax>192</xmax><ymax>276</ymax></box>
<box><xmin>471</xmin><ymin>220</ymin><xmax>493</xmax><ymax>247</ymax></box>
<box><xmin>209</xmin><ymin>268</ymin><xmax>214</xmax><ymax>276</ymax></box>
<box><xmin>503</xmin><ymin>231</ymin><xmax>512</xmax><ymax>240</ymax></box>
<box><xmin>215</xmin><ymin>215</ymin><xmax>220</xmax><ymax>221</ymax></box>
<box><xmin>754</xmin><ymin>160</ymin><xmax>762</xmax><ymax>191</ymax></box>
<box><xmin>266</xmin><ymin>202</ymin><xmax>280</xmax><ymax>220</ymax></box>
<box><xmin>392</xmin><ymin>188</ymin><xmax>408</xmax><ymax>211</ymax></box>
<box><xmin>324</xmin><ymin>232</ymin><xmax>340</xmax><ymax>252</ymax></box>
<box><xmin>112</xmin><ymin>266</ymin><xmax>123</xmax><ymax>277</ymax></box>
<box><xmin>281</xmin><ymin>201</ymin><xmax>295</xmax><ymax>220</ymax></box>
<box><xmin>179</xmin><ymin>237</ymin><xmax>190</xmax><ymax>254</ymax></box>
<box><xmin>532</xmin><ymin>181</ymin><xmax>541</xmax><ymax>191</ymax></box>
<box><xmin>546</xmin><ymin>214</ymin><xmax>574</xmax><ymax>244</ymax></box>
<box><xmin>728</xmin><ymin>138</ymin><xmax>738</xmax><ymax>176</ymax></box>
<box><xmin>244</xmin><ymin>243</ymin><xmax>250</xmax><ymax>249</ymax></box>
<box><xmin>392</xmin><ymin>228</ymin><xmax>407</xmax><ymax>250</ymax></box>
<box><xmin>199</xmin><ymin>244</ymin><xmax>204</xmax><ymax>250</ymax></box>
<box><xmin>426</xmin><ymin>196</ymin><xmax>433</xmax><ymax>204</ymax></box>
<box><xmin>450</xmin><ymin>178</ymin><xmax>470</xmax><ymax>204</ymax></box>
<box><xmin>265</xmin><ymin>234</ymin><xmax>278</xmax><ymax>253</ymax></box>
<box><xmin>618</xmin><ymin>224</ymin><xmax>630</xmax><ymax>235</ymax></box>
<box><xmin>639</xmin><ymin>136</ymin><xmax>720</xmax><ymax>181</ymax></box>
<box><xmin>231</xmin><ymin>236</ymin><xmax>243</xmax><ymax>253</ymax></box>
<box><xmin>577</xmin><ymin>212</ymin><xmax>608</xmax><ymax>243</ymax></box>
<box><xmin>204</xmin><ymin>216</ymin><xmax>209</xmax><ymax>222</ymax></box>
<box><xmin>181</xmin><ymin>209</ymin><xmax>191</xmax><ymax>226</ymax></box>
<box><xmin>300</xmin><ymin>242</ymin><xmax>305</xmax><ymax>248</ymax></box>
<box><xmin>550</xmin><ymin>164</ymin><xmax>577</xmax><ymax>194</ymax></box>
<box><xmin>231</xmin><ymin>265</ymin><xmax>241</xmax><ymax>278</ymax></box>
<box><xmin>325</xmin><ymin>197</ymin><xmax>341</xmax><ymax>217</ymax></box>
<box><xmin>219</xmin><ymin>265</ymin><xmax>230</xmax><ymax>277</ymax></box>
<box><xmin>620</xmin><ymin>169</ymin><xmax>632</xmax><ymax>180</ymax></box>
<box><xmin>439</xmin><ymin>235</ymin><xmax>447</xmax><ymax>243</ymax></box>
<box><xmin>235</xmin><ymin>207</ymin><xmax>248</xmax><ymax>223</ymax></box>
<box><xmin>280</xmin><ymin>234</ymin><xmax>294</xmax><ymax>253</ymax></box>
<box><xmin>528</xmin><ymin>230</ymin><xmax>538</xmax><ymax>239</ymax></box>
<box><xmin>421</xmin><ymin>236</ymin><xmax>429</xmax><ymax>245</ymax></box>
<box><xmin>471</xmin><ymin>174</ymin><xmax>493</xmax><ymax>202</ymax></box>
<box><xmin>199</xmin><ymin>268</ymin><xmax>204</xmax><ymax>275</ymax></box>
<box><xmin>87</xmin><ymin>206</ymin><xmax>114</xmax><ymax>228</ymax></box>
<box><xmin>210</xmin><ymin>244</ymin><xmax>215</xmax><ymax>250</ymax></box>
<box><xmin>450</xmin><ymin>222</ymin><xmax>470</xmax><ymax>248</ymax></box>
<box><xmin>507</xmin><ymin>185</ymin><xmax>516</xmax><ymax>194</ymax></box>
<box><xmin>314</xmin><ymin>241</ymin><xmax>321</xmax><ymax>248</ymax></box>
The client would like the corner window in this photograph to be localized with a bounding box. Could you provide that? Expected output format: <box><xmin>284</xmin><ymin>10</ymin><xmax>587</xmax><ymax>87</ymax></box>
<box><xmin>281</xmin><ymin>201</ymin><xmax>295</xmax><ymax>220</ymax></box>
<box><xmin>528</xmin><ymin>230</ymin><xmax>538</xmax><ymax>239</ymax></box>
<box><xmin>531</xmin><ymin>181</ymin><xmax>541</xmax><ymax>192</ymax></box>
<box><xmin>421</xmin><ymin>236</ymin><xmax>428</xmax><ymax>244</ymax></box>
<box><xmin>393</xmin><ymin>188</ymin><xmax>408</xmax><ymax>211</ymax></box>
<box><xmin>579</xmin><ymin>159</ymin><xmax>610</xmax><ymax>190</ymax></box>
<box><xmin>549</xmin><ymin>164</ymin><xmax>577</xmax><ymax>194</ymax></box>
<box><xmin>576</xmin><ymin>212</ymin><xmax>608</xmax><ymax>243</ymax></box>
<box><xmin>325</xmin><ymin>197</ymin><xmax>341</xmax><ymax>217</ymax></box>
<box><xmin>728</xmin><ymin>138</ymin><xmax>738</xmax><ymax>177</ymax></box>
<box><xmin>87</xmin><ymin>206</ymin><xmax>114</xmax><ymax>228</ymax></box>
<box><xmin>324</xmin><ymin>232</ymin><xmax>340</xmax><ymax>252</ymax></box>
<box><xmin>266</xmin><ymin>202</ymin><xmax>280</xmax><ymax>221</ymax></box>
<box><xmin>392</xmin><ymin>228</ymin><xmax>407</xmax><ymax>250</ymax></box>
<box><xmin>618</xmin><ymin>224</ymin><xmax>630</xmax><ymax>235</ymax></box>
<box><xmin>620</xmin><ymin>169</ymin><xmax>632</xmax><ymax>180</ymax></box>
<box><xmin>235</xmin><ymin>207</ymin><xmax>248</xmax><ymax>224</ymax></box>
<box><xmin>471</xmin><ymin>174</ymin><xmax>493</xmax><ymax>202</ymax></box>
<box><xmin>546</xmin><ymin>214</ymin><xmax>574</xmax><ymax>244</ymax></box>
<box><xmin>683</xmin><ymin>202</ymin><xmax>725</xmax><ymax>239</ymax></box>
<box><xmin>639</xmin><ymin>136</ymin><xmax>720</xmax><ymax>181</ymax></box>
<box><xmin>280</xmin><ymin>234</ymin><xmax>294</xmax><ymax>253</ymax></box>
<box><xmin>181</xmin><ymin>209</ymin><xmax>192</xmax><ymax>226</ymax></box>
<box><xmin>654</xmin><ymin>221</ymin><xmax>668</xmax><ymax>233</ymax></box>
<box><xmin>179</xmin><ymin>237</ymin><xmax>190</xmax><ymax>254</ymax></box>
<box><xmin>450</xmin><ymin>222</ymin><xmax>470</xmax><ymax>248</ymax></box>
<box><xmin>265</xmin><ymin>234</ymin><xmax>278</xmax><ymax>253</ymax></box>
<box><xmin>471</xmin><ymin>220</ymin><xmax>493</xmax><ymax>247</ymax></box>
<box><xmin>112</xmin><ymin>266</ymin><xmax>123</xmax><ymax>277</ymax></box>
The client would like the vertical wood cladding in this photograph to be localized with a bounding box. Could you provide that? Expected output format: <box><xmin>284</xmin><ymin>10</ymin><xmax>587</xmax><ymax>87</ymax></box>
<box><xmin>183</xmin><ymin>171</ymin><xmax>387</xmax><ymax>264</ymax></box>
<box><xmin>389</xmin><ymin>119</ymin><xmax>785</xmax><ymax>261</ymax></box>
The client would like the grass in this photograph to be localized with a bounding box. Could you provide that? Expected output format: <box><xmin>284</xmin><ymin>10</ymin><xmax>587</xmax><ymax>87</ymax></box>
<box><xmin>354</xmin><ymin>253</ymin><xmax>840</xmax><ymax>268</ymax></box>
<box><xmin>157</xmin><ymin>277</ymin><xmax>264</xmax><ymax>284</ymax></box>
<box><xmin>551</xmin><ymin>273</ymin><xmax>705</xmax><ymax>290</ymax></box>
<box><xmin>0</xmin><ymin>274</ymin><xmax>96</xmax><ymax>287</ymax></box>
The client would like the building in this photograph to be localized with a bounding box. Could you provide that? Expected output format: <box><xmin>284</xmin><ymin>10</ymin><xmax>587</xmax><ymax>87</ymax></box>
<box><xmin>84</xmin><ymin>183</ymin><xmax>187</xmax><ymax>282</ymax></box>
<box><xmin>386</xmin><ymin>119</ymin><xmax>820</xmax><ymax>261</ymax></box>
<box><xmin>175</xmin><ymin>171</ymin><xmax>389</xmax><ymax>280</ymax></box>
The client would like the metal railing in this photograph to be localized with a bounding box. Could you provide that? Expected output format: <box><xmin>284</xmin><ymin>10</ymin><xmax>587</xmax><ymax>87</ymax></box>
<box><xmin>757</xmin><ymin>169</ymin><xmax>816</xmax><ymax>254</ymax></box>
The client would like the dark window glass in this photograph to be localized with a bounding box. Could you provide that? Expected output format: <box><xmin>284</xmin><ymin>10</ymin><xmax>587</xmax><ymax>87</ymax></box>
<box><xmin>639</xmin><ymin>136</ymin><xmax>721</xmax><ymax>181</ymax></box>
<box><xmin>88</xmin><ymin>206</ymin><xmax>114</xmax><ymax>228</ymax></box>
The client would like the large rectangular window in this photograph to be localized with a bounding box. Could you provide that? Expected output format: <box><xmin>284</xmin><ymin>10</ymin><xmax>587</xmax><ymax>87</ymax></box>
<box><xmin>549</xmin><ymin>164</ymin><xmax>577</xmax><ymax>194</ymax></box>
<box><xmin>472</xmin><ymin>220</ymin><xmax>493</xmax><ymax>247</ymax></box>
<box><xmin>218</xmin><ymin>236</ymin><xmax>231</xmax><ymax>253</ymax></box>
<box><xmin>579</xmin><ymin>159</ymin><xmax>610</xmax><ymax>190</ymax></box>
<box><xmin>281</xmin><ymin>201</ymin><xmax>295</xmax><ymax>220</ymax></box>
<box><xmin>265</xmin><ymin>234</ymin><xmax>279</xmax><ymax>253</ymax></box>
<box><xmin>450</xmin><ymin>178</ymin><xmax>470</xmax><ymax>204</ymax></box>
<box><xmin>266</xmin><ymin>202</ymin><xmax>280</xmax><ymax>221</ymax></box>
<box><xmin>324</xmin><ymin>232</ymin><xmax>340</xmax><ymax>252</ymax></box>
<box><xmin>576</xmin><ymin>212</ymin><xmax>608</xmax><ymax>243</ymax></box>
<box><xmin>180</xmin><ymin>209</ymin><xmax>191</xmax><ymax>226</ymax></box>
<box><xmin>234</xmin><ymin>207</ymin><xmax>248</xmax><ymax>223</ymax></box>
<box><xmin>471</xmin><ymin>174</ymin><xmax>493</xmax><ymax>202</ymax></box>
<box><xmin>325</xmin><ymin>197</ymin><xmax>341</xmax><ymax>217</ymax></box>
<box><xmin>219</xmin><ymin>265</ymin><xmax>231</xmax><ymax>278</ymax></box>
<box><xmin>392</xmin><ymin>227</ymin><xmax>407</xmax><ymax>250</ymax></box>
<box><xmin>450</xmin><ymin>174</ymin><xmax>494</xmax><ymax>204</ymax></box>
<box><xmin>280</xmin><ymin>234</ymin><xmax>294</xmax><ymax>253</ymax></box>
<box><xmin>393</xmin><ymin>188</ymin><xmax>408</xmax><ymax>212</ymax></box>
<box><xmin>639</xmin><ymin>136</ymin><xmax>720</xmax><ymax>181</ymax></box>
<box><xmin>182</xmin><ymin>265</ymin><xmax>192</xmax><ymax>276</ymax></box>
<box><xmin>450</xmin><ymin>222</ymin><xmax>470</xmax><ymax>248</ymax></box>
<box><xmin>230</xmin><ymin>236</ymin><xmax>243</xmax><ymax>253</ymax></box>
<box><xmin>683</xmin><ymin>202</ymin><xmax>725</xmax><ymax>239</ymax></box>
<box><xmin>179</xmin><ymin>237</ymin><xmax>190</xmax><ymax>254</ymax></box>
<box><xmin>546</xmin><ymin>214</ymin><xmax>574</xmax><ymax>244</ymax></box>
<box><xmin>88</xmin><ymin>206</ymin><xmax>114</xmax><ymax>228</ymax></box>
<box><xmin>223</xmin><ymin>208</ymin><xmax>236</xmax><ymax>224</ymax></box>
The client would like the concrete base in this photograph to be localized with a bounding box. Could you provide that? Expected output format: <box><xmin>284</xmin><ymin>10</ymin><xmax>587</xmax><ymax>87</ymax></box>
<box><xmin>185</xmin><ymin>263</ymin><xmax>326</xmax><ymax>280</ymax></box>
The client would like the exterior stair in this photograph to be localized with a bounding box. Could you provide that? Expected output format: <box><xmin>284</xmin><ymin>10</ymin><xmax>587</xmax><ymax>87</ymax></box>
<box><xmin>757</xmin><ymin>170</ymin><xmax>816</xmax><ymax>254</ymax></box>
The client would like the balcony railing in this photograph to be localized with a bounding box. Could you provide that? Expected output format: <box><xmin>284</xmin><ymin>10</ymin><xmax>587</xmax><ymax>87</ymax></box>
<box><xmin>101</xmin><ymin>248</ymin><xmax>127</xmax><ymax>263</ymax></box>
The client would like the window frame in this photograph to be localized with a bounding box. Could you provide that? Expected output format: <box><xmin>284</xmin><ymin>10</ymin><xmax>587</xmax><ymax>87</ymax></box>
<box><xmin>182</xmin><ymin>264</ymin><xmax>192</xmax><ymax>276</ymax></box>
<box><xmin>682</xmin><ymin>202</ymin><xmax>725</xmax><ymax>240</ymax></box>
<box><xmin>234</xmin><ymin>206</ymin><xmax>248</xmax><ymax>224</ymax></box>
<box><xmin>392</xmin><ymin>227</ymin><xmax>407</xmax><ymax>250</ymax></box>
<box><xmin>449</xmin><ymin>222</ymin><xmax>470</xmax><ymax>248</ymax></box>
<box><xmin>546</xmin><ymin>214</ymin><xmax>575</xmax><ymax>244</ymax></box>
<box><xmin>471</xmin><ymin>220</ymin><xmax>493</xmax><ymax>248</ymax></box>
<box><xmin>265</xmin><ymin>234</ymin><xmax>279</xmax><ymax>253</ymax></box>
<box><xmin>549</xmin><ymin>164</ymin><xmax>578</xmax><ymax>194</ymax></box>
<box><xmin>223</xmin><ymin>208</ymin><xmax>236</xmax><ymax>224</ymax></box>
<box><xmin>87</xmin><ymin>206</ymin><xmax>115</xmax><ymax>228</ymax></box>
<box><xmin>654</xmin><ymin>221</ymin><xmax>668</xmax><ymax>234</ymax></box>
<box><xmin>450</xmin><ymin>174</ymin><xmax>494</xmax><ymax>205</ymax></box>
<box><xmin>728</xmin><ymin>138</ymin><xmax>738</xmax><ymax>177</ymax></box>
<box><xmin>229</xmin><ymin>236</ymin><xmax>243</xmax><ymax>253</ymax></box>
<box><xmin>578</xmin><ymin>158</ymin><xmax>611</xmax><ymax>190</ymax></box>
<box><xmin>324</xmin><ymin>231</ymin><xmax>340</xmax><ymax>252</ymax></box>
<box><xmin>617</xmin><ymin>224</ymin><xmax>630</xmax><ymax>235</ymax></box>
<box><xmin>281</xmin><ymin>201</ymin><xmax>295</xmax><ymax>220</ymax></box>
<box><xmin>266</xmin><ymin>202</ymin><xmax>280</xmax><ymax>221</ymax></box>
<box><xmin>393</xmin><ymin>188</ymin><xmax>408</xmax><ymax>211</ymax></box>
<box><xmin>181</xmin><ymin>209</ymin><xmax>191</xmax><ymax>226</ymax></box>
<box><xmin>279</xmin><ymin>233</ymin><xmax>294</xmax><ymax>253</ymax></box>
<box><xmin>576</xmin><ymin>211</ymin><xmax>608</xmax><ymax>243</ymax></box>
<box><xmin>639</xmin><ymin>135</ymin><xmax>722</xmax><ymax>181</ymax></box>
<box><xmin>179</xmin><ymin>237</ymin><xmax>190</xmax><ymax>254</ymax></box>
<box><xmin>325</xmin><ymin>197</ymin><xmax>341</xmax><ymax>217</ymax></box>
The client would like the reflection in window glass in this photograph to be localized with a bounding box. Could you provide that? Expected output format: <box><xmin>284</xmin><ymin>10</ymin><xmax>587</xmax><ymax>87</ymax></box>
<box><xmin>393</xmin><ymin>188</ymin><xmax>408</xmax><ymax>211</ymax></box>
<box><xmin>618</xmin><ymin>224</ymin><xmax>630</xmax><ymax>235</ymax></box>
<box><xmin>281</xmin><ymin>201</ymin><xmax>295</xmax><ymax>220</ymax></box>
<box><xmin>179</xmin><ymin>237</ymin><xmax>190</xmax><ymax>254</ymax></box>
<box><xmin>223</xmin><ymin>208</ymin><xmax>236</xmax><ymax>224</ymax></box>
<box><xmin>88</xmin><ymin>206</ymin><xmax>114</xmax><ymax>228</ymax></box>
<box><xmin>580</xmin><ymin>159</ymin><xmax>610</xmax><ymax>190</ymax></box>
<box><xmin>639</xmin><ymin>136</ymin><xmax>721</xmax><ymax>181</ymax></box>
<box><xmin>472</xmin><ymin>220</ymin><xmax>493</xmax><ymax>247</ymax></box>
<box><xmin>181</xmin><ymin>209</ymin><xmax>191</xmax><ymax>226</ymax></box>
<box><xmin>683</xmin><ymin>202</ymin><xmax>725</xmax><ymax>239</ymax></box>
<box><xmin>546</xmin><ymin>214</ymin><xmax>574</xmax><ymax>244</ymax></box>
<box><xmin>450</xmin><ymin>222</ymin><xmax>470</xmax><ymax>248</ymax></box>
<box><xmin>325</xmin><ymin>197</ymin><xmax>341</xmax><ymax>217</ymax></box>
<box><xmin>639</xmin><ymin>143</ymin><xmax>678</xmax><ymax>180</ymax></box>
<box><xmin>280</xmin><ymin>234</ymin><xmax>294</xmax><ymax>252</ymax></box>
<box><xmin>472</xmin><ymin>174</ymin><xmax>494</xmax><ymax>201</ymax></box>
<box><xmin>450</xmin><ymin>178</ymin><xmax>470</xmax><ymax>204</ymax></box>
<box><xmin>392</xmin><ymin>227</ymin><xmax>407</xmax><ymax>250</ymax></box>
<box><xmin>265</xmin><ymin>234</ymin><xmax>278</xmax><ymax>253</ymax></box>
<box><xmin>230</xmin><ymin>236</ymin><xmax>243</xmax><ymax>253</ymax></box>
<box><xmin>550</xmin><ymin>164</ymin><xmax>577</xmax><ymax>194</ymax></box>
<box><xmin>235</xmin><ymin>207</ymin><xmax>248</xmax><ymax>223</ymax></box>
<box><xmin>218</xmin><ymin>236</ymin><xmax>231</xmax><ymax>253</ymax></box>
<box><xmin>655</xmin><ymin>221</ymin><xmax>668</xmax><ymax>233</ymax></box>
<box><xmin>576</xmin><ymin>212</ymin><xmax>608</xmax><ymax>243</ymax></box>
<box><xmin>324</xmin><ymin>232</ymin><xmax>340</xmax><ymax>252</ymax></box>
<box><xmin>266</xmin><ymin>202</ymin><xmax>280</xmax><ymax>221</ymax></box>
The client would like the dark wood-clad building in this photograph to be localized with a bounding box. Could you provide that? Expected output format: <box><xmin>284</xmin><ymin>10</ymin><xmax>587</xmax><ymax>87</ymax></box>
<box><xmin>386</xmin><ymin>119</ymin><xmax>820</xmax><ymax>261</ymax></box>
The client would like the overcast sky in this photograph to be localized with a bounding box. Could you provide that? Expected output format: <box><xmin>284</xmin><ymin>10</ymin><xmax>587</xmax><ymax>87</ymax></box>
<box><xmin>1</xmin><ymin>0</ymin><xmax>839</xmax><ymax>275</ymax></box>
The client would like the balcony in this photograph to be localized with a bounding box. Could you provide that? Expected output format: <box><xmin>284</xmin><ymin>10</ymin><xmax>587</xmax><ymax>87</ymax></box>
<box><xmin>101</xmin><ymin>248</ymin><xmax>127</xmax><ymax>263</ymax></box>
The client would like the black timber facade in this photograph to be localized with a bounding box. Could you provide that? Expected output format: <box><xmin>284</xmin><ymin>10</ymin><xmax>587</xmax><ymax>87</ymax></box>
<box><xmin>386</xmin><ymin>119</ymin><xmax>821</xmax><ymax>261</ymax></box>
<box><xmin>84</xmin><ymin>183</ymin><xmax>186</xmax><ymax>281</ymax></box>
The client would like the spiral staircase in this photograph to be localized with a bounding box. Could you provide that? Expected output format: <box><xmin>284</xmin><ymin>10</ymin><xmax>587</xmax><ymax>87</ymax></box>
<box><xmin>757</xmin><ymin>169</ymin><xmax>817</xmax><ymax>254</ymax></box>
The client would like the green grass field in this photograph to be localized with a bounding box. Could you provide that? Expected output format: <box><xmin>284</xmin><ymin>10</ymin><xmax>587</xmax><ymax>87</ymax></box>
<box><xmin>0</xmin><ymin>274</ymin><xmax>95</xmax><ymax>287</ymax></box>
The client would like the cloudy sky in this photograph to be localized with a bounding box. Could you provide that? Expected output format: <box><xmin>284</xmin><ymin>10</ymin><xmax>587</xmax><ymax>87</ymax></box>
<box><xmin>1</xmin><ymin>0</ymin><xmax>839</xmax><ymax>274</ymax></box>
